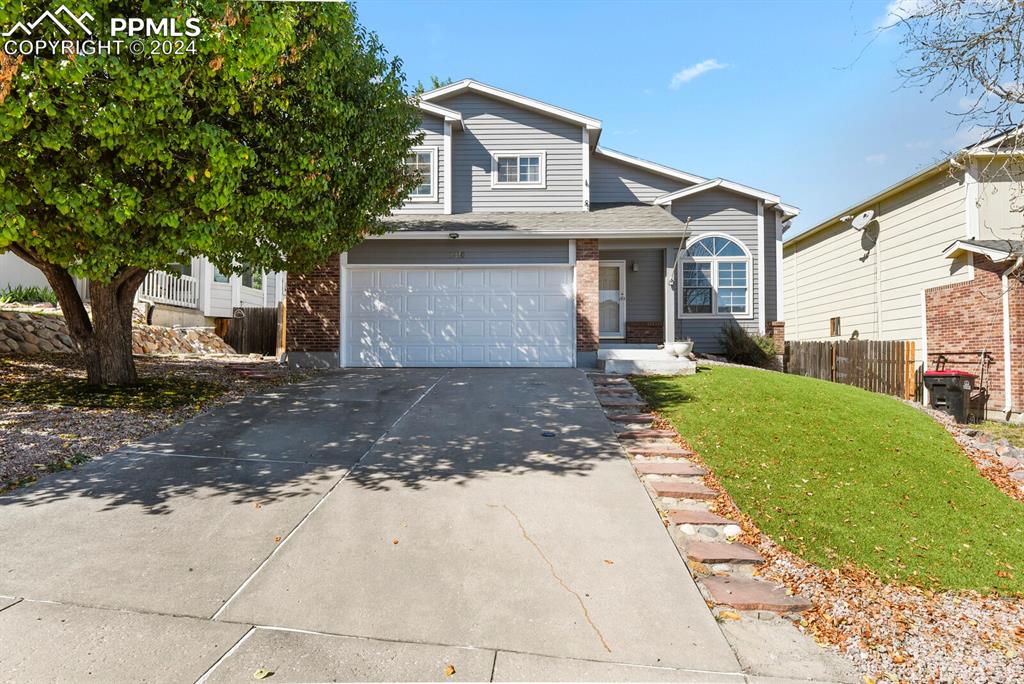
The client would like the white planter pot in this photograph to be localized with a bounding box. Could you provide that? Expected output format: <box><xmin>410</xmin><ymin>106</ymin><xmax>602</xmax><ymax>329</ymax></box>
<box><xmin>664</xmin><ymin>341</ymin><xmax>694</xmax><ymax>358</ymax></box>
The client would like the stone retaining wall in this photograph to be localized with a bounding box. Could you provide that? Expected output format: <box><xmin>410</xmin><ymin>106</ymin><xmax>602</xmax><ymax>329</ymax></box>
<box><xmin>0</xmin><ymin>310</ymin><xmax>236</xmax><ymax>356</ymax></box>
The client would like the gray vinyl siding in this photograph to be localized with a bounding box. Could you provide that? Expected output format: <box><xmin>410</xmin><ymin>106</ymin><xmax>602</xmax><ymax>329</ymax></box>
<box><xmin>763</xmin><ymin>210</ymin><xmax>778</xmax><ymax>322</ymax></box>
<box><xmin>590</xmin><ymin>155</ymin><xmax>689</xmax><ymax>204</ymax></box>
<box><xmin>347</xmin><ymin>239</ymin><xmax>570</xmax><ymax>265</ymax></box>
<box><xmin>265</xmin><ymin>273</ymin><xmax>277</xmax><ymax>304</ymax></box>
<box><xmin>394</xmin><ymin>114</ymin><xmax>446</xmax><ymax>215</ymax></box>
<box><xmin>437</xmin><ymin>92</ymin><xmax>584</xmax><ymax>213</ymax></box>
<box><xmin>600</xmin><ymin>249</ymin><xmax>664</xmax><ymax>322</ymax></box>
<box><xmin>670</xmin><ymin>188</ymin><xmax>760</xmax><ymax>353</ymax></box>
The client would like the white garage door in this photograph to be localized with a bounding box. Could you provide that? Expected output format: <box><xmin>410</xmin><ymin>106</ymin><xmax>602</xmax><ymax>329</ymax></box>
<box><xmin>343</xmin><ymin>266</ymin><xmax>574</xmax><ymax>367</ymax></box>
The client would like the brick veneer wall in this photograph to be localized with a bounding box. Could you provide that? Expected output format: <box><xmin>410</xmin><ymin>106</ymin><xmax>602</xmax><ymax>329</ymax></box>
<box><xmin>924</xmin><ymin>256</ymin><xmax>1022</xmax><ymax>416</ymax></box>
<box><xmin>625</xmin><ymin>321</ymin><xmax>663</xmax><ymax>344</ymax></box>
<box><xmin>285</xmin><ymin>256</ymin><xmax>340</xmax><ymax>357</ymax></box>
<box><xmin>765</xmin><ymin>321</ymin><xmax>785</xmax><ymax>354</ymax></box>
<box><xmin>576</xmin><ymin>239</ymin><xmax>600</xmax><ymax>359</ymax></box>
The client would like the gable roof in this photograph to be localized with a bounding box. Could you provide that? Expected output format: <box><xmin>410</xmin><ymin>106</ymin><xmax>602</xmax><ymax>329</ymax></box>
<box><xmin>652</xmin><ymin>178</ymin><xmax>798</xmax><ymax>219</ymax></box>
<box><xmin>594</xmin><ymin>146</ymin><xmax>706</xmax><ymax>185</ymax></box>
<box><xmin>418</xmin><ymin>101</ymin><xmax>463</xmax><ymax>128</ymax></box>
<box><xmin>420</xmin><ymin>79</ymin><xmax>602</xmax><ymax>132</ymax></box>
<box><xmin>942</xmin><ymin>238</ymin><xmax>1024</xmax><ymax>262</ymax></box>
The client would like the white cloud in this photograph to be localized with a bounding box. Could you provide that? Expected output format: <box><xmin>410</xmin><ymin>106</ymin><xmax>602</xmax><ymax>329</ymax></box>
<box><xmin>904</xmin><ymin>139</ymin><xmax>932</xmax><ymax>151</ymax></box>
<box><xmin>669</xmin><ymin>59</ymin><xmax>727</xmax><ymax>89</ymax></box>
<box><xmin>876</xmin><ymin>0</ymin><xmax>926</xmax><ymax>29</ymax></box>
<box><xmin>865</xmin><ymin>153</ymin><xmax>887</xmax><ymax>165</ymax></box>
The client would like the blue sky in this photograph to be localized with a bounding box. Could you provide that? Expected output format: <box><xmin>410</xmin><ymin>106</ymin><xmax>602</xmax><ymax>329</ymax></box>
<box><xmin>357</xmin><ymin>0</ymin><xmax>978</xmax><ymax>238</ymax></box>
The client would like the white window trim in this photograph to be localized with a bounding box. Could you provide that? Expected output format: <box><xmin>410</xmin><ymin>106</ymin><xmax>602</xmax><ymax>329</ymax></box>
<box><xmin>490</xmin><ymin>151</ymin><xmax>547</xmax><ymax>189</ymax></box>
<box><xmin>406</xmin><ymin>145</ymin><xmax>439</xmax><ymax>203</ymax></box>
<box><xmin>678</xmin><ymin>233</ymin><xmax>753</xmax><ymax>319</ymax></box>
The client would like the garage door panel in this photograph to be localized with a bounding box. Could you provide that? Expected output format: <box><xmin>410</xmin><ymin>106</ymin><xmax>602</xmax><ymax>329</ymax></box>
<box><xmin>344</xmin><ymin>266</ymin><xmax>573</xmax><ymax>368</ymax></box>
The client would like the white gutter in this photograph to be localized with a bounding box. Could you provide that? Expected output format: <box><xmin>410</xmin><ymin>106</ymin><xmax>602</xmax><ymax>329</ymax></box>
<box><xmin>1001</xmin><ymin>256</ymin><xmax>1023</xmax><ymax>417</ymax></box>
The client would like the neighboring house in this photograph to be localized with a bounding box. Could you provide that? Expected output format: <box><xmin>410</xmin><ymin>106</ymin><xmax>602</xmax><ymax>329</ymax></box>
<box><xmin>783</xmin><ymin>131</ymin><xmax>1024</xmax><ymax>420</ymax></box>
<box><xmin>285</xmin><ymin>79</ymin><xmax>798</xmax><ymax>370</ymax></box>
<box><xmin>0</xmin><ymin>252</ymin><xmax>284</xmax><ymax>326</ymax></box>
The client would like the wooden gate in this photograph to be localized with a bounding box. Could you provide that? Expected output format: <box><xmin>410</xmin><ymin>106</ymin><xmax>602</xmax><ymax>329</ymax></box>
<box><xmin>223</xmin><ymin>306</ymin><xmax>279</xmax><ymax>356</ymax></box>
<box><xmin>785</xmin><ymin>339</ymin><xmax>918</xmax><ymax>400</ymax></box>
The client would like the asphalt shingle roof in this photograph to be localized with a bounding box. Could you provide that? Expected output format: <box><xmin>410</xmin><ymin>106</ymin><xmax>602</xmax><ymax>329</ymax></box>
<box><xmin>964</xmin><ymin>239</ymin><xmax>1024</xmax><ymax>254</ymax></box>
<box><xmin>382</xmin><ymin>203</ymin><xmax>687</xmax><ymax>234</ymax></box>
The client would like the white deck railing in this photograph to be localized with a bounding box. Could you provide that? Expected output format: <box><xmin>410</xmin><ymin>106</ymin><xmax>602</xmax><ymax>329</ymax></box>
<box><xmin>137</xmin><ymin>271</ymin><xmax>200</xmax><ymax>309</ymax></box>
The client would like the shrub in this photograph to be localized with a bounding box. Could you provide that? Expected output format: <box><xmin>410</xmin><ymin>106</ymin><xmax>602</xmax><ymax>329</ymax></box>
<box><xmin>0</xmin><ymin>285</ymin><xmax>58</xmax><ymax>305</ymax></box>
<box><xmin>718</xmin><ymin>322</ymin><xmax>778</xmax><ymax>367</ymax></box>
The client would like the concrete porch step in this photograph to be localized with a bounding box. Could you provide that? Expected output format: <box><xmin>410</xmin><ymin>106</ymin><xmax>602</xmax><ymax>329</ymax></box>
<box><xmin>634</xmin><ymin>462</ymin><xmax>706</xmax><ymax>476</ymax></box>
<box><xmin>667</xmin><ymin>509</ymin><xmax>736</xmax><ymax>526</ymax></box>
<box><xmin>601</xmin><ymin>358</ymin><xmax>696</xmax><ymax>376</ymax></box>
<box><xmin>685</xmin><ymin>541</ymin><xmax>764</xmax><ymax>565</ymax></box>
<box><xmin>598</xmin><ymin>349</ymin><xmax>696</xmax><ymax>377</ymax></box>
<box><xmin>649</xmin><ymin>481</ymin><xmax>717</xmax><ymax>500</ymax></box>
<box><xmin>618</xmin><ymin>429</ymin><xmax>677</xmax><ymax>440</ymax></box>
<box><xmin>702</xmin><ymin>576</ymin><xmax>810</xmax><ymax>613</ymax></box>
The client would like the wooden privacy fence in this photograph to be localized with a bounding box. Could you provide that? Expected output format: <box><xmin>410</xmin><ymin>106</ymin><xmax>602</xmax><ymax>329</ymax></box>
<box><xmin>223</xmin><ymin>306</ymin><xmax>279</xmax><ymax>356</ymax></box>
<box><xmin>784</xmin><ymin>339</ymin><xmax>918</xmax><ymax>400</ymax></box>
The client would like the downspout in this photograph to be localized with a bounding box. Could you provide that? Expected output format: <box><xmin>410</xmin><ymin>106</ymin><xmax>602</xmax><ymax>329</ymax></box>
<box><xmin>1001</xmin><ymin>255</ymin><xmax>1023</xmax><ymax>418</ymax></box>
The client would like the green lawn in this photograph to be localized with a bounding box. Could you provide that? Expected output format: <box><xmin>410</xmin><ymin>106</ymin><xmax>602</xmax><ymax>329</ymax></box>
<box><xmin>633</xmin><ymin>366</ymin><xmax>1024</xmax><ymax>595</ymax></box>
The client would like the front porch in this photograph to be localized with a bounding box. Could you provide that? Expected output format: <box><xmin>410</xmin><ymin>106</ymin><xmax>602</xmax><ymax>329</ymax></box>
<box><xmin>575</xmin><ymin>237</ymin><xmax>694</xmax><ymax>374</ymax></box>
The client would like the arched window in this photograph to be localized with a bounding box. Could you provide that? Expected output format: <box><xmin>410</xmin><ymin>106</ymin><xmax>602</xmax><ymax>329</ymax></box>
<box><xmin>680</xmin><ymin>235</ymin><xmax>751</xmax><ymax>316</ymax></box>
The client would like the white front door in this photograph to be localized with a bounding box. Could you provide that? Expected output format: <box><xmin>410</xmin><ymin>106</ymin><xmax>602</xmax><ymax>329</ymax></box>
<box><xmin>342</xmin><ymin>266</ymin><xmax>574</xmax><ymax>367</ymax></box>
<box><xmin>599</xmin><ymin>260</ymin><xmax>626</xmax><ymax>339</ymax></box>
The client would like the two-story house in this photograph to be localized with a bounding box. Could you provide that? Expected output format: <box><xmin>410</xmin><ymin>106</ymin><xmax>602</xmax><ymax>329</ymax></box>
<box><xmin>284</xmin><ymin>79</ymin><xmax>798</xmax><ymax>369</ymax></box>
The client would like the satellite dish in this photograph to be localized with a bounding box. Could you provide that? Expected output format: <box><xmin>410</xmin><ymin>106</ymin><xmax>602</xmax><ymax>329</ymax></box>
<box><xmin>851</xmin><ymin>210</ymin><xmax>875</xmax><ymax>231</ymax></box>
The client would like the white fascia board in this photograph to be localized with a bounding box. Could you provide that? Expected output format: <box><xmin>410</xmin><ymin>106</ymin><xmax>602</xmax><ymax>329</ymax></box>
<box><xmin>420</xmin><ymin>79</ymin><xmax>601</xmax><ymax>131</ymax></box>
<box><xmin>594</xmin><ymin>146</ymin><xmax>707</xmax><ymax>185</ymax></box>
<box><xmin>941</xmin><ymin>239</ymin><xmax>1015</xmax><ymax>262</ymax></box>
<box><xmin>654</xmin><ymin>178</ymin><xmax>781</xmax><ymax>206</ymax></box>
<box><xmin>369</xmin><ymin>230</ymin><xmax>689</xmax><ymax>240</ymax></box>
<box><xmin>418</xmin><ymin>101</ymin><xmax>463</xmax><ymax>129</ymax></box>
<box><xmin>777</xmin><ymin>202</ymin><xmax>800</xmax><ymax>218</ymax></box>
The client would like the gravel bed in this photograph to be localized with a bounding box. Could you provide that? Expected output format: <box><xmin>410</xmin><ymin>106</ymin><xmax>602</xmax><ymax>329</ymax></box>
<box><xmin>1</xmin><ymin>354</ymin><xmax>313</xmax><ymax>490</ymax></box>
<box><xmin>647</xmin><ymin>412</ymin><xmax>1024</xmax><ymax>682</ymax></box>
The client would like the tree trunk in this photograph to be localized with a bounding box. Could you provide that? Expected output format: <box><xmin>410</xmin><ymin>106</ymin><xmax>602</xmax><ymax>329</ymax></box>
<box><xmin>9</xmin><ymin>244</ymin><xmax>147</xmax><ymax>386</ymax></box>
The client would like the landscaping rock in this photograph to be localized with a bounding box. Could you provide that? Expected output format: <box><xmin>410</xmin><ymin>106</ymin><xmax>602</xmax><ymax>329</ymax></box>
<box><xmin>703</xmin><ymin>576</ymin><xmax>811</xmax><ymax>613</ymax></box>
<box><xmin>0</xmin><ymin>309</ymin><xmax>236</xmax><ymax>357</ymax></box>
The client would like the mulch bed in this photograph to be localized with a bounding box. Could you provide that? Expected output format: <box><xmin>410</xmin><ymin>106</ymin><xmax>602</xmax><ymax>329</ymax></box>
<box><xmin>649</xmin><ymin>412</ymin><xmax>1024</xmax><ymax>683</ymax></box>
<box><xmin>1</xmin><ymin>353</ymin><xmax>313</xmax><ymax>491</ymax></box>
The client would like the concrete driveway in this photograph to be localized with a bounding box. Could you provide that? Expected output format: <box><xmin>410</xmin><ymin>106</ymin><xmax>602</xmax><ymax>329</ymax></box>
<box><xmin>1</xmin><ymin>368</ymin><xmax>773</xmax><ymax>682</ymax></box>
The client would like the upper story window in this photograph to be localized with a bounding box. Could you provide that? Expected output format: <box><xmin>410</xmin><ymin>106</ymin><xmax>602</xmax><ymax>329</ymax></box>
<box><xmin>491</xmin><ymin>151</ymin><xmax>546</xmax><ymax>188</ymax></box>
<box><xmin>680</xmin><ymin>235</ymin><xmax>751</xmax><ymax>317</ymax></box>
<box><xmin>405</xmin><ymin>147</ymin><xmax>437</xmax><ymax>202</ymax></box>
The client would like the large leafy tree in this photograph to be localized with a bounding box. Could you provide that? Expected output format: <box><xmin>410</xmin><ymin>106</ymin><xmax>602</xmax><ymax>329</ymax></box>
<box><xmin>0</xmin><ymin>1</ymin><xmax>421</xmax><ymax>384</ymax></box>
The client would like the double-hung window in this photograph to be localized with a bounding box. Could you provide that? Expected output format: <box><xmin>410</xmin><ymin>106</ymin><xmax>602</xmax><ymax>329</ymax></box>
<box><xmin>405</xmin><ymin>147</ymin><xmax>437</xmax><ymax>202</ymax></box>
<box><xmin>679</xmin><ymin>235</ymin><xmax>751</xmax><ymax>317</ymax></box>
<box><xmin>491</xmin><ymin>152</ymin><xmax>545</xmax><ymax>188</ymax></box>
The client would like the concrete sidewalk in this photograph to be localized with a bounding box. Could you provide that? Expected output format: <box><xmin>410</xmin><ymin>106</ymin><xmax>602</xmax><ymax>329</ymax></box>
<box><xmin>0</xmin><ymin>368</ymin><xmax>850</xmax><ymax>682</ymax></box>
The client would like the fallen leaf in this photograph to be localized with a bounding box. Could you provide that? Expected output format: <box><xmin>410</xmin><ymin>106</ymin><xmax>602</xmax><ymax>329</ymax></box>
<box><xmin>444</xmin><ymin>664</ymin><xmax>456</xmax><ymax>677</ymax></box>
<box><xmin>392</xmin><ymin>538</ymin><xmax>399</xmax><ymax>545</ymax></box>
<box><xmin>253</xmin><ymin>667</ymin><xmax>273</xmax><ymax>679</ymax></box>
<box><xmin>718</xmin><ymin>610</ymin><xmax>742</xmax><ymax>621</ymax></box>
<box><xmin>273</xmin><ymin>536</ymin><xmax>281</xmax><ymax>543</ymax></box>
<box><xmin>603</xmin><ymin>559</ymin><xmax>614</xmax><ymax>565</ymax></box>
